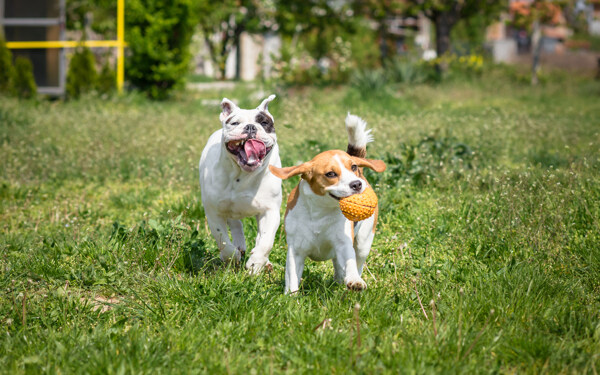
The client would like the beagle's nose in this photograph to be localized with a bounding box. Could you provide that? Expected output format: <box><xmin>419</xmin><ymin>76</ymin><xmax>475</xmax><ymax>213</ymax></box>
<box><xmin>350</xmin><ymin>180</ymin><xmax>362</xmax><ymax>192</ymax></box>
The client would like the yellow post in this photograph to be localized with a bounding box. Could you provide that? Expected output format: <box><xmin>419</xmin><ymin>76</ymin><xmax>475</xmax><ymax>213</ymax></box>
<box><xmin>117</xmin><ymin>0</ymin><xmax>125</xmax><ymax>93</ymax></box>
<box><xmin>6</xmin><ymin>41</ymin><xmax>123</xmax><ymax>48</ymax></box>
<box><xmin>5</xmin><ymin>0</ymin><xmax>127</xmax><ymax>94</ymax></box>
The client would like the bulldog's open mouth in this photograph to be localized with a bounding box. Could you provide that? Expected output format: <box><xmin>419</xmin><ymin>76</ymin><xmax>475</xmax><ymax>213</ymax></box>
<box><xmin>226</xmin><ymin>138</ymin><xmax>272</xmax><ymax>171</ymax></box>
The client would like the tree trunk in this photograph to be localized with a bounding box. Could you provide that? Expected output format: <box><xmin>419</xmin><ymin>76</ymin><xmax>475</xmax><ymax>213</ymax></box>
<box><xmin>434</xmin><ymin>13</ymin><xmax>453</xmax><ymax>57</ymax></box>
<box><xmin>234</xmin><ymin>34</ymin><xmax>241</xmax><ymax>81</ymax></box>
<box><xmin>379</xmin><ymin>22</ymin><xmax>388</xmax><ymax>65</ymax></box>
<box><xmin>531</xmin><ymin>20</ymin><xmax>542</xmax><ymax>85</ymax></box>
<box><xmin>433</xmin><ymin>11</ymin><xmax>457</xmax><ymax>74</ymax></box>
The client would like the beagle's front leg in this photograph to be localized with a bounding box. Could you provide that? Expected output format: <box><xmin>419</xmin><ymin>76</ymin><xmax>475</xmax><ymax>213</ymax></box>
<box><xmin>333</xmin><ymin>235</ymin><xmax>367</xmax><ymax>291</ymax></box>
<box><xmin>284</xmin><ymin>244</ymin><xmax>306</xmax><ymax>294</ymax></box>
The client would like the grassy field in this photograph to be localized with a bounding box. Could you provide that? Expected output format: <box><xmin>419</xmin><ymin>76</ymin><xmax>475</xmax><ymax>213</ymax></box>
<box><xmin>1</xmin><ymin>71</ymin><xmax>600</xmax><ymax>373</ymax></box>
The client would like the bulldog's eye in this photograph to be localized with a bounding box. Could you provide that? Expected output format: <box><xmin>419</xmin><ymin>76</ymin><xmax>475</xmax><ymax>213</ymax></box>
<box><xmin>261</xmin><ymin>121</ymin><xmax>269</xmax><ymax>127</ymax></box>
<box><xmin>325</xmin><ymin>171</ymin><xmax>337</xmax><ymax>178</ymax></box>
<box><xmin>231</xmin><ymin>122</ymin><xmax>239</xmax><ymax>126</ymax></box>
<box><xmin>351</xmin><ymin>164</ymin><xmax>358</xmax><ymax>172</ymax></box>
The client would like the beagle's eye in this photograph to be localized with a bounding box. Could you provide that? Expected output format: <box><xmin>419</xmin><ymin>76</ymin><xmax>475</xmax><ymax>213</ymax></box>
<box><xmin>325</xmin><ymin>171</ymin><xmax>337</xmax><ymax>178</ymax></box>
<box><xmin>351</xmin><ymin>164</ymin><xmax>358</xmax><ymax>172</ymax></box>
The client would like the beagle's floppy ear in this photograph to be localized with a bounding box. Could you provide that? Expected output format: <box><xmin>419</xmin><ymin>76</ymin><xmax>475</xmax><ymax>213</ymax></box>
<box><xmin>220</xmin><ymin>98</ymin><xmax>238</xmax><ymax>122</ymax></box>
<box><xmin>269</xmin><ymin>163</ymin><xmax>311</xmax><ymax>180</ymax></box>
<box><xmin>354</xmin><ymin>157</ymin><xmax>386</xmax><ymax>173</ymax></box>
<box><xmin>257</xmin><ymin>94</ymin><xmax>276</xmax><ymax>113</ymax></box>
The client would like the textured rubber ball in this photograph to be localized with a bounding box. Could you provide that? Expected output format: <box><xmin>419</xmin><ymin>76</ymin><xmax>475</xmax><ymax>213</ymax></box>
<box><xmin>339</xmin><ymin>186</ymin><xmax>378</xmax><ymax>221</ymax></box>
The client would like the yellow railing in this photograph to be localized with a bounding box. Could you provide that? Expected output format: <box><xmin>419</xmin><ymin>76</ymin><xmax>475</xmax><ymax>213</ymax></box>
<box><xmin>6</xmin><ymin>0</ymin><xmax>126</xmax><ymax>92</ymax></box>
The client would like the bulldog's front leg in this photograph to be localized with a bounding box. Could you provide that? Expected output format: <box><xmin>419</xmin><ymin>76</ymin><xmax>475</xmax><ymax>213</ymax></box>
<box><xmin>206</xmin><ymin>211</ymin><xmax>242</xmax><ymax>263</ymax></box>
<box><xmin>246</xmin><ymin>208</ymin><xmax>280</xmax><ymax>274</ymax></box>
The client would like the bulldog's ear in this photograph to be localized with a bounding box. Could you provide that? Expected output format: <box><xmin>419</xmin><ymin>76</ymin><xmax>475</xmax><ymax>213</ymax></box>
<box><xmin>354</xmin><ymin>157</ymin><xmax>386</xmax><ymax>173</ymax></box>
<box><xmin>269</xmin><ymin>163</ymin><xmax>311</xmax><ymax>180</ymax></box>
<box><xmin>220</xmin><ymin>98</ymin><xmax>238</xmax><ymax>122</ymax></box>
<box><xmin>257</xmin><ymin>94</ymin><xmax>276</xmax><ymax>113</ymax></box>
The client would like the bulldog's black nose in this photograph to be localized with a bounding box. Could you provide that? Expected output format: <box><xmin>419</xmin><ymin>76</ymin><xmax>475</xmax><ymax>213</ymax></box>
<box><xmin>350</xmin><ymin>180</ymin><xmax>362</xmax><ymax>192</ymax></box>
<box><xmin>243</xmin><ymin>124</ymin><xmax>257</xmax><ymax>137</ymax></box>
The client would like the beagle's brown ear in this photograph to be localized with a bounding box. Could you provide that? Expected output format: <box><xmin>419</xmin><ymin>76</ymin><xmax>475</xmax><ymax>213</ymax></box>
<box><xmin>354</xmin><ymin>157</ymin><xmax>386</xmax><ymax>173</ymax></box>
<box><xmin>269</xmin><ymin>163</ymin><xmax>311</xmax><ymax>180</ymax></box>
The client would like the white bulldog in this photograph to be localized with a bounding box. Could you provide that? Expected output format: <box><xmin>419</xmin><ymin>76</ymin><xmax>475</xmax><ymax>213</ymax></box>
<box><xmin>199</xmin><ymin>95</ymin><xmax>282</xmax><ymax>273</ymax></box>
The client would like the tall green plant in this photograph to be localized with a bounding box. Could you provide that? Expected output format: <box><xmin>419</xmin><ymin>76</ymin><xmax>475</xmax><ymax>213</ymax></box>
<box><xmin>97</xmin><ymin>60</ymin><xmax>116</xmax><ymax>95</ymax></box>
<box><xmin>0</xmin><ymin>36</ymin><xmax>15</xmax><ymax>93</ymax></box>
<box><xmin>12</xmin><ymin>57</ymin><xmax>37</xmax><ymax>99</ymax></box>
<box><xmin>126</xmin><ymin>0</ymin><xmax>195</xmax><ymax>99</ymax></box>
<box><xmin>66</xmin><ymin>47</ymin><xmax>98</xmax><ymax>98</ymax></box>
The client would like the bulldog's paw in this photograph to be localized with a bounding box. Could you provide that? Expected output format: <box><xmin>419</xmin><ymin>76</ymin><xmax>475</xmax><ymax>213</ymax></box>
<box><xmin>220</xmin><ymin>245</ymin><xmax>242</xmax><ymax>264</ymax></box>
<box><xmin>345</xmin><ymin>276</ymin><xmax>367</xmax><ymax>291</ymax></box>
<box><xmin>245</xmin><ymin>254</ymin><xmax>271</xmax><ymax>275</ymax></box>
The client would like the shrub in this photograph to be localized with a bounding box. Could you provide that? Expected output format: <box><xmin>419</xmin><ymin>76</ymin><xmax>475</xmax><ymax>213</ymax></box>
<box><xmin>366</xmin><ymin>133</ymin><xmax>475</xmax><ymax>187</ymax></box>
<box><xmin>66</xmin><ymin>47</ymin><xmax>98</xmax><ymax>99</ymax></box>
<box><xmin>12</xmin><ymin>57</ymin><xmax>37</xmax><ymax>99</ymax></box>
<box><xmin>424</xmin><ymin>53</ymin><xmax>485</xmax><ymax>81</ymax></box>
<box><xmin>96</xmin><ymin>60</ymin><xmax>116</xmax><ymax>95</ymax></box>
<box><xmin>386</xmin><ymin>57</ymin><xmax>429</xmax><ymax>84</ymax></box>
<box><xmin>0</xmin><ymin>36</ymin><xmax>15</xmax><ymax>93</ymax></box>
<box><xmin>125</xmin><ymin>0</ymin><xmax>195</xmax><ymax>100</ymax></box>
<box><xmin>349</xmin><ymin>69</ymin><xmax>388</xmax><ymax>97</ymax></box>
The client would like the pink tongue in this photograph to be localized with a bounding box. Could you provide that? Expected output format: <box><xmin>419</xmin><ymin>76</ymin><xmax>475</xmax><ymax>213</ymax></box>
<box><xmin>244</xmin><ymin>139</ymin><xmax>266</xmax><ymax>164</ymax></box>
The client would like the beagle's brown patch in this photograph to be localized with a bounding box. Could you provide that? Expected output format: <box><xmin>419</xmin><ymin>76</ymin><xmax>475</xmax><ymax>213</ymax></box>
<box><xmin>285</xmin><ymin>185</ymin><xmax>300</xmax><ymax>219</ymax></box>
<box><xmin>372</xmin><ymin>205</ymin><xmax>379</xmax><ymax>233</ymax></box>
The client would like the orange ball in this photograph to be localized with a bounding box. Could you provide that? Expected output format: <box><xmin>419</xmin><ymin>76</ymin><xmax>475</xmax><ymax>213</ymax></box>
<box><xmin>338</xmin><ymin>186</ymin><xmax>378</xmax><ymax>221</ymax></box>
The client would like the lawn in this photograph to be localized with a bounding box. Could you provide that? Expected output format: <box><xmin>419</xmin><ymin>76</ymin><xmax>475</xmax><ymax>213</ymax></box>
<box><xmin>1</xmin><ymin>71</ymin><xmax>600</xmax><ymax>373</ymax></box>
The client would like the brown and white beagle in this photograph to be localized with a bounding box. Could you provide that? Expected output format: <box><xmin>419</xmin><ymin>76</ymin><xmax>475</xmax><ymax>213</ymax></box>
<box><xmin>270</xmin><ymin>114</ymin><xmax>386</xmax><ymax>293</ymax></box>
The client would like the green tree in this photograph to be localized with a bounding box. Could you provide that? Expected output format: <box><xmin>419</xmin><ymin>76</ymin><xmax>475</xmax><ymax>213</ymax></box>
<box><xmin>194</xmin><ymin>0</ymin><xmax>274</xmax><ymax>80</ymax></box>
<box><xmin>406</xmin><ymin>1</ymin><xmax>506</xmax><ymax>59</ymax></box>
<box><xmin>126</xmin><ymin>0</ymin><xmax>195</xmax><ymax>99</ymax></box>
<box><xmin>353</xmin><ymin>0</ymin><xmax>408</xmax><ymax>63</ymax></box>
<box><xmin>0</xmin><ymin>36</ymin><xmax>15</xmax><ymax>93</ymax></box>
<box><xmin>274</xmin><ymin>0</ymin><xmax>354</xmax><ymax>61</ymax></box>
<box><xmin>12</xmin><ymin>57</ymin><xmax>37</xmax><ymax>99</ymax></box>
<box><xmin>97</xmin><ymin>60</ymin><xmax>116</xmax><ymax>94</ymax></box>
<box><xmin>66</xmin><ymin>0</ymin><xmax>117</xmax><ymax>37</ymax></box>
<box><xmin>66</xmin><ymin>47</ymin><xmax>98</xmax><ymax>98</ymax></box>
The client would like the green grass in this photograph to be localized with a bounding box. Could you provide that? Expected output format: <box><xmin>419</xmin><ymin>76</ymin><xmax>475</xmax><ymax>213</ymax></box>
<box><xmin>1</xmin><ymin>72</ymin><xmax>600</xmax><ymax>373</ymax></box>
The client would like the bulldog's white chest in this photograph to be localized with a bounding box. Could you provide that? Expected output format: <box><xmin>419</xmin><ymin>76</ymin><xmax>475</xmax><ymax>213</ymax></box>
<box><xmin>212</xmin><ymin>182</ymin><xmax>266</xmax><ymax>218</ymax></box>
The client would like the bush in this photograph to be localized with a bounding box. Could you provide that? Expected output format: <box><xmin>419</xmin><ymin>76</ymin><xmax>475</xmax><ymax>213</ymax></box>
<box><xmin>97</xmin><ymin>60</ymin><xmax>116</xmax><ymax>95</ymax></box>
<box><xmin>349</xmin><ymin>69</ymin><xmax>388</xmax><ymax>97</ymax></box>
<box><xmin>0</xmin><ymin>37</ymin><xmax>15</xmax><ymax>93</ymax></box>
<box><xmin>386</xmin><ymin>57</ymin><xmax>429</xmax><ymax>84</ymax></box>
<box><xmin>425</xmin><ymin>53</ymin><xmax>485</xmax><ymax>81</ymax></box>
<box><xmin>66</xmin><ymin>47</ymin><xmax>98</xmax><ymax>99</ymax></box>
<box><xmin>12</xmin><ymin>57</ymin><xmax>37</xmax><ymax>99</ymax></box>
<box><xmin>125</xmin><ymin>0</ymin><xmax>195</xmax><ymax>100</ymax></box>
<box><xmin>366</xmin><ymin>133</ymin><xmax>475</xmax><ymax>187</ymax></box>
